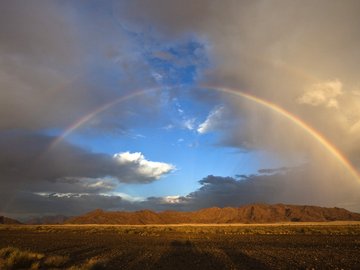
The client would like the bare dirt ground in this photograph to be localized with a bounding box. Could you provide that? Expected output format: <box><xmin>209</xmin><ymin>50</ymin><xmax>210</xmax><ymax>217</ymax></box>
<box><xmin>1</xmin><ymin>223</ymin><xmax>360</xmax><ymax>269</ymax></box>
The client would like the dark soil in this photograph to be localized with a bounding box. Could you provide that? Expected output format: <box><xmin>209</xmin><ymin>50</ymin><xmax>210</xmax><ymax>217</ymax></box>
<box><xmin>1</xmin><ymin>225</ymin><xmax>360</xmax><ymax>269</ymax></box>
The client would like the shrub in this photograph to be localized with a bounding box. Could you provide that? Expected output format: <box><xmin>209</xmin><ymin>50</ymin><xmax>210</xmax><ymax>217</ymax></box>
<box><xmin>68</xmin><ymin>257</ymin><xmax>108</xmax><ymax>270</ymax></box>
<box><xmin>0</xmin><ymin>247</ymin><xmax>44</xmax><ymax>269</ymax></box>
<box><xmin>0</xmin><ymin>247</ymin><xmax>68</xmax><ymax>270</ymax></box>
<box><xmin>44</xmin><ymin>255</ymin><xmax>69</xmax><ymax>267</ymax></box>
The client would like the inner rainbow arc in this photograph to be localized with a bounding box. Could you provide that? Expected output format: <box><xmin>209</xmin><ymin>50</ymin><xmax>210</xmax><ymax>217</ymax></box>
<box><xmin>208</xmin><ymin>86</ymin><xmax>360</xmax><ymax>183</ymax></box>
<box><xmin>48</xmin><ymin>86</ymin><xmax>165</xmax><ymax>150</ymax></box>
<box><xmin>47</xmin><ymin>85</ymin><xmax>360</xmax><ymax>183</ymax></box>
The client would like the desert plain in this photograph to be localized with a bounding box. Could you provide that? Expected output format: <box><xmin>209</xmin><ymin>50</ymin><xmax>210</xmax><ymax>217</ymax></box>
<box><xmin>1</xmin><ymin>222</ymin><xmax>360</xmax><ymax>269</ymax></box>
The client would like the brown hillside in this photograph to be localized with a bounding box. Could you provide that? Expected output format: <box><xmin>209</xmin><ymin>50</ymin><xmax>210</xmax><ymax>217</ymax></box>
<box><xmin>0</xmin><ymin>216</ymin><xmax>22</xmax><ymax>224</ymax></box>
<box><xmin>65</xmin><ymin>204</ymin><xmax>360</xmax><ymax>224</ymax></box>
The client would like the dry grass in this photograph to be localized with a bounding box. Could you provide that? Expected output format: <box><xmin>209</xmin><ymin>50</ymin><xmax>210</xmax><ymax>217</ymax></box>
<box><xmin>68</xmin><ymin>257</ymin><xmax>108</xmax><ymax>270</ymax></box>
<box><xmin>0</xmin><ymin>247</ymin><xmax>68</xmax><ymax>269</ymax></box>
<box><xmin>0</xmin><ymin>247</ymin><xmax>43</xmax><ymax>269</ymax></box>
<box><xmin>0</xmin><ymin>246</ymin><xmax>108</xmax><ymax>270</ymax></box>
<box><xmin>2</xmin><ymin>222</ymin><xmax>360</xmax><ymax>236</ymax></box>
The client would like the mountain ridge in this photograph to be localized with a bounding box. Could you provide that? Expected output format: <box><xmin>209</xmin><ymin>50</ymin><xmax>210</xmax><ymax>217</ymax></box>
<box><xmin>0</xmin><ymin>216</ymin><xmax>22</xmax><ymax>224</ymax></box>
<box><xmin>65</xmin><ymin>203</ymin><xmax>360</xmax><ymax>224</ymax></box>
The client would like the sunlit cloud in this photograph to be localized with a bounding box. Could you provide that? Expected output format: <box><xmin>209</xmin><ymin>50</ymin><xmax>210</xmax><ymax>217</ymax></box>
<box><xmin>114</xmin><ymin>152</ymin><xmax>176</xmax><ymax>182</ymax></box>
<box><xmin>197</xmin><ymin>105</ymin><xmax>225</xmax><ymax>134</ymax></box>
<box><xmin>297</xmin><ymin>79</ymin><xmax>343</xmax><ymax>108</ymax></box>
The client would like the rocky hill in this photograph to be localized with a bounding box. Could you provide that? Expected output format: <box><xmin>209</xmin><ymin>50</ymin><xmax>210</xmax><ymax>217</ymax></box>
<box><xmin>65</xmin><ymin>204</ymin><xmax>360</xmax><ymax>224</ymax></box>
<box><xmin>0</xmin><ymin>216</ymin><xmax>22</xmax><ymax>224</ymax></box>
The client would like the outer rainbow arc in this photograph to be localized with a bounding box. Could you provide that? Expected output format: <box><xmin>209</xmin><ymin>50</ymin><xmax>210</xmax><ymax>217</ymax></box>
<box><xmin>47</xmin><ymin>85</ymin><xmax>360</xmax><ymax>183</ymax></box>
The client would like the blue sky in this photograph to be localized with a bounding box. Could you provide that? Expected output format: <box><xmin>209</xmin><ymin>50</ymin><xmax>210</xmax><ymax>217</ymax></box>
<box><xmin>39</xmin><ymin>25</ymin><xmax>282</xmax><ymax>199</ymax></box>
<box><xmin>46</xmin><ymin>33</ymin><xmax>286</xmax><ymax>199</ymax></box>
<box><xmin>2</xmin><ymin>1</ymin><xmax>360</xmax><ymax>217</ymax></box>
<box><xmin>37</xmin><ymin>9</ymin><xmax>298</xmax><ymax>199</ymax></box>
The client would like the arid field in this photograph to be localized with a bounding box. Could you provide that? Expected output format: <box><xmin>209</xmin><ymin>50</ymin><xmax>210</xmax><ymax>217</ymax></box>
<box><xmin>1</xmin><ymin>223</ymin><xmax>360</xmax><ymax>269</ymax></box>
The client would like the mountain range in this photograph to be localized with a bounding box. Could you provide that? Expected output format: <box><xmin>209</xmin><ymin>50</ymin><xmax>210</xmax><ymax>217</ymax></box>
<box><xmin>0</xmin><ymin>216</ymin><xmax>22</xmax><ymax>224</ymax></box>
<box><xmin>65</xmin><ymin>204</ymin><xmax>360</xmax><ymax>224</ymax></box>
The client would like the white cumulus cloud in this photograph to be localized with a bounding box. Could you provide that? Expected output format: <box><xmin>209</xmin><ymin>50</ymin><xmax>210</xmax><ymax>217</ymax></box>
<box><xmin>162</xmin><ymin>195</ymin><xmax>181</xmax><ymax>204</ymax></box>
<box><xmin>113</xmin><ymin>152</ymin><xmax>175</xmax><ymax>183</ymax></box>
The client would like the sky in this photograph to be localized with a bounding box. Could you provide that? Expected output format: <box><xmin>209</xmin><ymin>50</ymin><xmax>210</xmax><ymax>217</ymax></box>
<box><xmin>1</xmin><ymin>0</ymin><xmax>360</xmax><ymax>219</ymax></box>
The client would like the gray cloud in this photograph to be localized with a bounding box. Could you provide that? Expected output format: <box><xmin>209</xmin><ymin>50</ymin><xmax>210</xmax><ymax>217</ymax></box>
<box><xmin>0</xmin><ymin>191</ymin><xmax>126</xmax><ymax>218</ymax></box>
<box><xmin>180</xmin><ymin>166</ymin><xmax>360</xmax><ymax>212</ymax></box>
<box><xmin>4</xmin><ymin>163</ymin><xmax>360</xmax><ymax>220</ymax></box>
<box><xmin>0</xmin><ymin>132</ymin><xmax>174</xmax><ymax>193</ymax></box>
<box><xmin>0</xmin><ymin>0</ymin><xmax>85</xmax><ymax>130</ymax></box>
<box><xmin>0</xmin><ymin>1</ymin><xmax>160</xmax><ymax>132</ymax></box>
<box><xmin>0</xmin><ymin>131</ymin><xmax>175</xmax><ymax>218</ymax></box>
<box><xmin>257</xmin><ymin>167</ymin><xmax>289</xmax><ymax>174</ymax></box>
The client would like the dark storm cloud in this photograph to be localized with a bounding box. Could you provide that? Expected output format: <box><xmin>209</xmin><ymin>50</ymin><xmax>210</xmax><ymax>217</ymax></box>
<box><xmin>0</xmin><ymin>132</ymin><xmax>174</xmax><ymax>193</ymax></box>
<box><xmin>2</xmin><ymin>164</ymin><xmax>360</xmax><ymax>218</ymax></box>
<box><xmin>180</xmin><ymin>167</ymin><xmax>360</xmax><ymax>212</ymax></box>
<box><xmin>0</xmin><ymin>131</ymin><xmax>175</xmax><ymax>217</ymax></box>
<box><xmin>0</xmin><ymin>0</ymin><xmax>84</xmax><ymax>130</ymax></box>
<box><xmin>0</xmin><ymin>0</ymin><xmax>159</xmax><ymax>132</ymax></box>
<box><xmin>0</xmin><ymin>191</ymin><xmax>126</xmax><ymax>217</ymax></box>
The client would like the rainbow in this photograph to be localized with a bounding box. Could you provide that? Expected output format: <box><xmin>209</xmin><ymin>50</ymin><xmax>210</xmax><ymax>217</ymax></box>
<box><xmin>209</xmin><ymin>86</ymin><xmax>360</xmax><ymax>182</ymax></box>
<box><xmin>48</xmin><ymin>86</ymin><xmax>166</xmax><ymax>149</ymax></box>
<box><xmin>48</xmin><ymin>85</ymin><xmax>360</xmax><ymax>182</ymax></box>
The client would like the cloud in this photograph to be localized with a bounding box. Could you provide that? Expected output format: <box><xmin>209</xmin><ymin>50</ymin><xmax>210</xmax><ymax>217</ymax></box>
<box><xmin>113</xmin><ymin>152</ymin><xmax>175</xmax><ymax>182</ymax></box>
<box><xmin>3</xmin><ymin>162</ymin><xmax>360</xmax><ymax>218</ymax></box>
<box><xmin>163</xmin><ymin>195</ymin><xmax>182</xmax><ymax>204</ymax></box>
<box><xmin>0</xmin><ymin>133</ymin><xmax>176</xmax><ymax>217</ymax></box>
<box><xmin>297</xmin><ymin>80</ymin><xmax>343</xmax><ymax>108</ymax></box>
<box><xmin>117</xmin><ymin>0</ymin><xmax>360</xmax><ymax>168</ymax></box>
<box><xmin>180</xmin><ymin>165</ymin><xmax>360</xmax><ymax>212</ymax></box>
<box><xmin>0</xmin><ymin>1</ymin><xmax>84</xmax><ymax>130</ymax></box>
<box><xmin>51</xmin><ymin>177</ymin><xmax>118</xmax><ymax>194</ymax></box>
<box><xmin>109</xmin><ymin>192</ymin><xmax>144</xmax><ymax>202</ymax></box>
<box><xmin>197</xmin><ymin>105</ymin><xmax>225</xmax><ymax>134</ymax></box>
<box><xmin>0</xmin><ymin>191</ymin><xmax>127</xmax><ymax>217</ymax></box>
<box><xmin>257</xmin><ymin>167</ymin><xmax>289</xmax><ymax>174</ymax></box>
<box><xmin>0</xmin><ymin>132</ymin><xmax>175</xmax><ymax>195</ymax></box>
<box><xmin>183</xmin><ymin>118</ymin><xmax>197</xmax><ymax>131</ymax></box>
<box><xmin>0</xmin><ymin>1</ymin><xmax>159</xmax><ymax>132</ymax></box>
